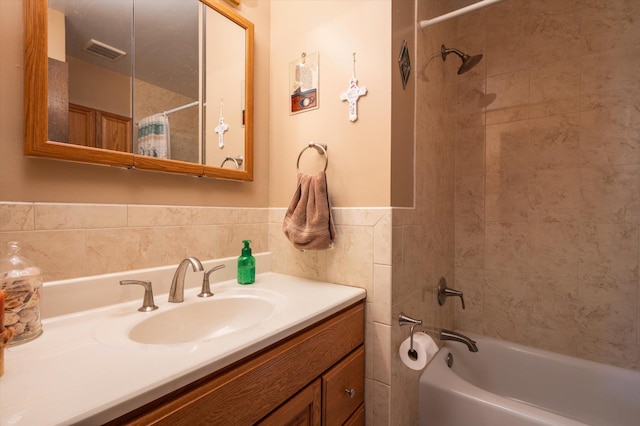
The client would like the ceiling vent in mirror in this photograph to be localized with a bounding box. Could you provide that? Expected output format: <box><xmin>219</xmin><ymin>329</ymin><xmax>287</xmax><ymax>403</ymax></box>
<box><xmin>83</xmin><ymin>39</ymin><xmax>127</xmax><ymax>61</ymax></box>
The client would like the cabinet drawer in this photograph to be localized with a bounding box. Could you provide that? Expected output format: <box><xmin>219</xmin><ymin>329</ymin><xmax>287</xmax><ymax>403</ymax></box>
<box><xmin>322</xmin><ymin>346</ymin><xmax>364</xmax><ymax>426</ymax></box>
<box><xmin>344</xmin><ymin>404</ymin><xmax>365</xmax><ymax>426</ymax></box>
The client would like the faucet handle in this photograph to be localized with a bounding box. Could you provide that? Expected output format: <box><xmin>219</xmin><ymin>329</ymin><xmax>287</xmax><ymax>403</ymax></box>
<box><xmin>437</xmin><ymin>277</ymin><xmax>465</xmax><ymax>309</ymax></box>
<box><xmin>120</xmin><ymin>280</ymin><xmax>158</xmax><ymax>312</ymax></box>
<box><xmin>198</xmin><ymin>264</ymin><xmax>225</xmax><ymax>298</ymax></box>
<box><xmin>398</xmin><ymin>312</ymin><xmax>422</xmax><ymax>327</ymax></box>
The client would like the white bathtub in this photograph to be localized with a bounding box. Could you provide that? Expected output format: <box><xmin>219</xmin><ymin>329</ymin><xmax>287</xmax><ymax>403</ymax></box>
<box><xmin>418</xmin><ymin>332</ymin><xmax>640</xmax><ymax>426</ymax></box>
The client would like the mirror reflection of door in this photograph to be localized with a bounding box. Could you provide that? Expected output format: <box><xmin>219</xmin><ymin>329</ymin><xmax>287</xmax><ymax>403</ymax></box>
<box><xmin>48</xmin><ymin>0</ymin><xmax>133</xmax><ymax>152</ymax></box>
<box><xmin>133</xmin><ymin>0</ymin><xmax>200</xmax><ymax>163</ymax></box>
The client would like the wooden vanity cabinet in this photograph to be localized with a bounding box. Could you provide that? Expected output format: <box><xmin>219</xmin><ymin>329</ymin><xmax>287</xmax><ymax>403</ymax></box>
<box><xmin>108</xmin><ymin>301</ymin><xmax>364</xmax><ymax>426</ymax></box>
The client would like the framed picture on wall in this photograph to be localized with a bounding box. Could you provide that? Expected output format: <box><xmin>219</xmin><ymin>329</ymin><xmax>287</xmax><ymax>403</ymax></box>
<box><xmin>289</xmin><ymin>52</ymin><xmax>319</xmax><ymax>115</ymax></box>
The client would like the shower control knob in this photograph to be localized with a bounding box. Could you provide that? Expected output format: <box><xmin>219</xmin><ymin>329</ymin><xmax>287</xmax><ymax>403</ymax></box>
<box><xmin>437</xmin><ymin>277</ymin><xmax>466</xmax><ymax>309</ymax></box>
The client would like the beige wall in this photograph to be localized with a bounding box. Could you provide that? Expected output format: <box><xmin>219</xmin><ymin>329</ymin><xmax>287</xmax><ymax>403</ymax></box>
<box><xmin>390</xmin><ymin>0</ymin><xmax>415</xmax><ymax>207</ymax></box>
<box><xmin>268</xmin><ymin>0</ymin><xmax>392</xmax><ymax>208</ymax></box>
<box><xmin>452</xmin><ymin>0</ymin><xmax>640</xmax><ymax>370</ymax></box>
<box><xmin>0</xmin><ymin>0</ymin><xmax>270</xmax><ymax>207</ymax></box>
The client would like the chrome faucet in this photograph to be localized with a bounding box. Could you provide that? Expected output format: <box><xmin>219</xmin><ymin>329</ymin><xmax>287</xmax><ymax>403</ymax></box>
<box><xmin>440</xmin><ymin>329</ymin><xmax>478</xmax><ymax>352</ymax></box>
<box><xmin>169</xmin><ymin>257</ymin><xmax>204</xmax><ymax>303</ymax></box>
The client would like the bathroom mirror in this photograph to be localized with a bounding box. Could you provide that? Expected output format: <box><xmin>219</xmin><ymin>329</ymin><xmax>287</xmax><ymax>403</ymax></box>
<box><xmin>24</xmin><ymin>0</ymin><xmax>254</xmax><ymax>181</ymax></box>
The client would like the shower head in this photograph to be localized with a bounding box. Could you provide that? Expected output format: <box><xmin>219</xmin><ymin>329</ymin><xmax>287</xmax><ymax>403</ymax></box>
<box><xmin>441</xmin><ymin>44</ymin><xmax>483</xmax><ymax>75</ymax></box>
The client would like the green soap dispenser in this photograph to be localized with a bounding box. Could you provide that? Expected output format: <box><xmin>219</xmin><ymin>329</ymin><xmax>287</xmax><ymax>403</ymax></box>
<box><xmin>237</xmin><ymin>240</ymin><xmax>255</xmax><ymax>284</ymax></box>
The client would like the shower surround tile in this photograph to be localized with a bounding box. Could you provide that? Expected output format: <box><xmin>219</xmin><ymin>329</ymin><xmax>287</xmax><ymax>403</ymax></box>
<box><xmin>484</xmin><ymin>222</ymin><xmax>530</xmax><ymax>272</ymax></box>
<box><xmin>526</xmin><ymin>275</ymin><xmax>580</xmax><ymax>332</ymax></box>
<box><xmin>455</xmin><ymin>221</ymin><xmax>484</xmax><ymax>268</ymax></box>
<box><xmin>578</xmin><ymin>223</ymin><xmax>639</xmax><ymax>286</ymax></box>
<box><xmin>485</xmin><ymin>69</ymin><xmax>530</xmax><ymax>125</ymax></box>
<box><xmin>582</xmin><ymin>0</ymin><xmax>640</xmax><ymax>54</ymax></box>
<box><xmin>527</xmin><ymin>10</ymin><xmax>581</xmax><ymax>67</ymax></box>
<box><xmin>485</xmin><ymin>0</ymin><xmax>533</xmax><ymax>76</ymax></box>
<box><xmin>581</xmin><ymin>165</ymin><xmax>640</xmax><ymax>224</ymax></box>
<box><xmin>528</xmin><ymin>113</ymin><xmax>581</xmax><ymax>170</ymax></box>
<box><xmin>485</xmin><ymin>171</ymin><xmax>529</xmax><ymax>223</ymax></box>
<box><xmin>485</xmin><ymin>120</ymin><xmax>531</xmax><ymax>173</ymax></box>
<box><xmin>452</xmin><ymin>78</ymin><xmax>485</xmax><ymax>128</ymax></box>
<box><xmin>529</xmin><ymin>60</ymin><xmax>581</xmax><ymax>119</ymax></box>
<box><xmin>455</xmin><ymin>174</ymin><xmax>484</xmax><ymax>223</ymax></box>
<box><xmin>453</xmin><ymin>266</ymin><xmax>484</xmax><ymax>334</ymax></box>
<box><xmin>527</xmin><ymin>222</ymin><xmax>580</xmax><ymax>279</ymax></box>
<box><xmin>455</xmin><ymin>126</ymin><xmax>485</xmax><ymax>176</ymax></box>
<box><xmin>528</xmin><ymin>168</ymin><xmax>583</xmax><ymax>223</ymax></box>
<box><xmin>580</xmin><ymin>106</ymin><xmax>640</xmax><ymax>167</ymax></box>
<box><xmin>482</xmin><ymin>269</ymin><xmax>530</xmax><ymax>344</ymax></box>
<box><xmin>580</xmin><ymin>45</ymin><xmax>640</xmax><ymax>111</ymax></box>
<box><xmin>453</xmin><ymin>0</ymin><xmax>640</xmax><ymax>373</ymax></box>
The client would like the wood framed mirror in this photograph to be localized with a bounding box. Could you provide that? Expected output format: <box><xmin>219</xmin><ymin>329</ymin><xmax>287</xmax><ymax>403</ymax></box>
<box><xmin>24</xmin><ymin>0</ymin><xmax>254</xmax><ymax>181</ymax></box>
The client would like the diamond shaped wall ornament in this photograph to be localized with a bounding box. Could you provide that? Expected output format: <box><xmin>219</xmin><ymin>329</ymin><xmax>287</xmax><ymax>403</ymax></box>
<box><xmin>398</xmin><ymin>40</ymin><xmax>411</xmax><ymax>89</ymax></box>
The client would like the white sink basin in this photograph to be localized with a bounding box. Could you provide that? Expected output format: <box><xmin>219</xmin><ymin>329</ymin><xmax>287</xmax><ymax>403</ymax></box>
<box><xmin>94</xmin><ymin>286</ymin><xmax>286</xmax><ymax>347</ymax></box>
<box><xmin>129</xmin><ymin>296</ymin><xmax>275</xmax><ymax>345</ymax></box>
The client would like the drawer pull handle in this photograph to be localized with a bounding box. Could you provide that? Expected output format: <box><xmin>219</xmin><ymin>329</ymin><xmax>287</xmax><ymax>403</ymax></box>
<box><xmin>345</xmin><ymin>388</ymin><xmax>356</xmax><ymax>398</ymax></box>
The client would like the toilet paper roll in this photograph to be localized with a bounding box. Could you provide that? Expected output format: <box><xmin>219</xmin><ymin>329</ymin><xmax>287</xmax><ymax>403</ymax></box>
<box><xmin>399</xmin><ymin>332</ymin><xmax>438</xmax><ymax>370</ymax></box>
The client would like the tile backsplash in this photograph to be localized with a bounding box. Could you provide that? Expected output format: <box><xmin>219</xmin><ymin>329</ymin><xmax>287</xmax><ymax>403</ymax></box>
<box><xmin>0</xmin><ymin>202</ymin><xmax>269</xmax><ymax>281</ymax></box>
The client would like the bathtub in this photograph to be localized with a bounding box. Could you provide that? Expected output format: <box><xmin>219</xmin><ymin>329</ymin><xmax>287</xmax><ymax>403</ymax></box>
<box><xmin>418</xmin><ymin>332</ymin><xmax>640</xmax><ymax>426</ymax></box>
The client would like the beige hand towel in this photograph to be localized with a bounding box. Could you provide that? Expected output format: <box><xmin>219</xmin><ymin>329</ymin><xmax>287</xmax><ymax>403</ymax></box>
<box><xmin>283</xmin><ymin>171</ymin><xmax>336</xmax><ymax>250</ymax></box>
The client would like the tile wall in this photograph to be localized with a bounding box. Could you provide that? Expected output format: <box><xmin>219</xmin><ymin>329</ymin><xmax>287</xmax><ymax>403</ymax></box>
<box><xmin>269</xmin><ymin>207</ymin><xmax>392</xmax><ymax>425</ymax></box>
<box><xmin>453</xmin><ymin>0</ymin><xmax>640</xmax><ymax>369</ymax></box>
<box><xmin>0</xmin><ymin>202</ymin><xmax>269</xmax><ymax>280</ymax></box>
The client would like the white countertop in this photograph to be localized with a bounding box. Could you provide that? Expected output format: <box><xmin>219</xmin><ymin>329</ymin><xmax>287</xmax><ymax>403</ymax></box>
<box><xmin>0</xmin><ymin>272</ymin><xmax>365</xmax><ymax>425</ymax></box>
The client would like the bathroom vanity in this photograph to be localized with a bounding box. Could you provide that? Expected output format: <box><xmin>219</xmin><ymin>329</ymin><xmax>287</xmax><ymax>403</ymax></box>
<box><xmin>0</xmin><ymin>271</ymin><xmax>366</xmax><ymax>425</ymax></box>
<box><xmin>109</xmin><ymin>302</ymin><xmax>364</xmax><ymax>425</ymax></box>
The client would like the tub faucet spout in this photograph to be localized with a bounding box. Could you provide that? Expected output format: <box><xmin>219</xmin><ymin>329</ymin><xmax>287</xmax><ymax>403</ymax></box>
<box><xmin>169</xmin><ymin>257</ymin><xmax>204</xmax><ymax>303</ymax></box>
<box><xmin>440</xmin><ymin>329</ymin><xmax>478</xmax><ymax>352</ymax></box>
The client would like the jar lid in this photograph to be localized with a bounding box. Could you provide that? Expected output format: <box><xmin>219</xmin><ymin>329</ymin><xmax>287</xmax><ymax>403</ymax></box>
<box><xmin>0</xmin><ymin>241</ymin><xmax>41</xmax><ymax>281</ymax></box>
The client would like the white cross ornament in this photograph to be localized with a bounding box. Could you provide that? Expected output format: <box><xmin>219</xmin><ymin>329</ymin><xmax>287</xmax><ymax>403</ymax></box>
<box><xmin>215</xmin><ymin>117</ymin><xmax>229</xmax><ymax>148</ymax></box>
<box><xmin>340</xmin><ymin>77</ymin><xmax>367</xmax><ymax>122</ymax></box>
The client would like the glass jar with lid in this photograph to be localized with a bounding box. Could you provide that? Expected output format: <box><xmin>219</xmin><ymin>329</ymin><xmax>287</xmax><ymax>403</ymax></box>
<box><xmin>0</xmin><ymin>241</ymin><xmax>43</xmax><ymax>345</ymax></box>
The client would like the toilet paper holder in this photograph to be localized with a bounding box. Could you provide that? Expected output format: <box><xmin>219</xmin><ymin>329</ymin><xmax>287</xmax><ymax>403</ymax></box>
<box><xmin>399</xmin><ymin>312</ymin><xmax>423</xmax><ymax>361</ymax></box>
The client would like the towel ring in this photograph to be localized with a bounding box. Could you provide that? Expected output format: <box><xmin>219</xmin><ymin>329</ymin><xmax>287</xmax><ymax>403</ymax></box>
<box><xmin>220</xmin><ymin>156</ymin><xmax>244</xmax><ymax>169</ymax></box>
<box><xmin>297</xmin><ymin>142</ymin><xmax>328</xmax><ymax>173</ymax></box>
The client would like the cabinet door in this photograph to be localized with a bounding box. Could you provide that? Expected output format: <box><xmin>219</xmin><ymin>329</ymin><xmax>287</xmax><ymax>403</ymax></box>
<box><xmin>258</xmin><ymin>379</ymin><xmax>321</xmax><ymax>426</ymax></box>
<box><xmin>68</xmin><ymin>103</ymin><xmax>96</xmax><ymax>147</ymax></box>
<box><xmin>322</xmin><ymin>346</ymin><xmax>365</xmax><ymax>426</ymax></box>
<box><xmin>97</xmin><ymin>111</ymin><xmax>132</xmax><ymax>152</ymax></box>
